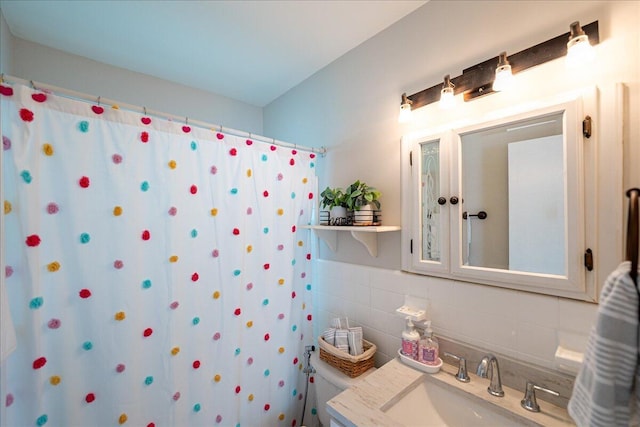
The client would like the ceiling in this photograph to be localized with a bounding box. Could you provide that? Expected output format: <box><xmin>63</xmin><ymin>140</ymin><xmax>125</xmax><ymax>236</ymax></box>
<box><xmin>1</xmin><ymin>0</ymin><xmax>427</xmax><ymax>107</ymax></box>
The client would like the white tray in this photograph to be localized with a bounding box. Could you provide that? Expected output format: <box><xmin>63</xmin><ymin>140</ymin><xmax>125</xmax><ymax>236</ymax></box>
<box><xmin>397</xmin><ymin>349</ymin><xmax>442</xmax><ymax>374</ymax></box>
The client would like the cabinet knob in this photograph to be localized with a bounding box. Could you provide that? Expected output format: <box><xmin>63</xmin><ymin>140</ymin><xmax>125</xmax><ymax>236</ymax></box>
<box><xmin>437</xmin><ymin>197</ymin><xmax>447</xmax><ymax>205</ymax></box>
<box><xmin>450</xmin><ymin>196</ymin><xmax>459</xmax><ymax>205</ymax></box>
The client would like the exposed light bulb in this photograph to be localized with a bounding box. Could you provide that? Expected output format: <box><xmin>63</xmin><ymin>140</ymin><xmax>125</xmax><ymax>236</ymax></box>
<box><xmin>492</xmin><ymin>52</ymin><xmax>514</xmax><ymax>92</ymax></box>
<box><xmin>566</xmin><ymin>21</ymin><xmax>595</xmax><ymax>69</ymax></box>
<box><xmin>439</xmin><ymin>75</ymin><xmax>456</xmax><ymax>109</ymax></box>
<box><xmin>398</xmin><ymin>93</ymin><xmax>413</xmax><ymax>123</ymax></box>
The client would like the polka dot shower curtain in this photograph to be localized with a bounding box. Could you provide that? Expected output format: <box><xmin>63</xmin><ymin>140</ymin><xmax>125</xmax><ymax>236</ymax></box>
<box><xmin>1</xmin><ymin>83</ymin><xmax>316</xmax><ymax>427</ymax></box>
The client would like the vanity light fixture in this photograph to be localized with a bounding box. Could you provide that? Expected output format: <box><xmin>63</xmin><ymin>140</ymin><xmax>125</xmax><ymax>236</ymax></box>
<box><xmin>399</xmin><ymin>20</ymin><xmax>599</xmax><ymax>111</ymax></box>
<box><xmin>492</xmin><ymin>52</ymin><xmax>515</xmax><ymax>92</ymax></box>
<box><xmin>439</xmin><ymin>75</ymin><xmax>456</xmax><ymax>109</ymax></box>
<box><xmin>398</xmin><ymin>92</ymin><xmax>413</xmax><ymax>123</ymax></box>
<box><xmin>566</xmin><ymin>21</ymin><xmax>596</xmax><ymax>69</ymax></box>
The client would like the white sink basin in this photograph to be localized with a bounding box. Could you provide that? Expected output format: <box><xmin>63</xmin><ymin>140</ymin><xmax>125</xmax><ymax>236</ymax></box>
<box><xmin>383</xmin><ymin>378</ymin><xmax>521</xmax><ymax>426</ymax></box>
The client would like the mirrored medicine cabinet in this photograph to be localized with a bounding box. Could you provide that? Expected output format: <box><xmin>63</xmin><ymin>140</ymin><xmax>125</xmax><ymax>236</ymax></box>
<box><xmin>401</xmin><ymin>89</ymin><xmax>606</xmax><ymax>301</ymax></box>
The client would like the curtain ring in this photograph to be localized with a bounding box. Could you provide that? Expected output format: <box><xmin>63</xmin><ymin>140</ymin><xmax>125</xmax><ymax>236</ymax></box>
<box><xmin>0</xmin><ymin>74</ymin><xmax>4</xmax><ymax>84</ymax></box>
<box><xmin>185</xmin><ymin>117</ymin><xmax>189</xmax><ymax>125</ymax></box>
<box><xmin>97</xmin><ymin>96</ymin><xmax>101</xmax><ymax>106</ymax></box>
<box><xmin>30</xmin><ymin>80</ymin><xmax>35</xmax><ymax>89</ymax></box>
<box><xmin>143</xmin><ymin>106</ymin><xmax>147</xmax><ymax>115</ymax></box>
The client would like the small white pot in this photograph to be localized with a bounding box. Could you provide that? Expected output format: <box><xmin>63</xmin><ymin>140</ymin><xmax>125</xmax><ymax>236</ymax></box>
<box><xmin>354</xmin><ymin>204</ymin><xmax>375</xmax><ymax>225</ymax></box>
<box><xmin>330</xmin><ymin>206</ymin><xmax>347</xmax><ymax>222</ymax></box>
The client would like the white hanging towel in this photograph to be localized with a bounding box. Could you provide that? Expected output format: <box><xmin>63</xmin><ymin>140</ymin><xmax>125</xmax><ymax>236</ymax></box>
<box><xmin>568</xmin><ymin>261</ymin><xmax>640</xmax><ymax>426</ymax></box>
<box><xmin>1</xmin><ymin>279</ymin><xmax>17</xmax><ymax>362</ymax></box>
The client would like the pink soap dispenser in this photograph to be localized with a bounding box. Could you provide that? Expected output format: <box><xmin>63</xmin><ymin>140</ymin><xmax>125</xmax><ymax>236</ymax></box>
<box><xmin>401</xmin><ymin>317</ymin><xmax>420</xmax><ymax>360</ymax></box>
<box><xmin>419</xmin><ymin>321</ymin><xmax>439</xmax><ymax>365</ymax></box>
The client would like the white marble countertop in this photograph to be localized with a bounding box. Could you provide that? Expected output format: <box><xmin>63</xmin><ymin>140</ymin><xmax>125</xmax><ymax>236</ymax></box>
<box><xmin>327</xmin><ymin>357</ymin><xmax>575</xmax><ymax>427</ymax></box>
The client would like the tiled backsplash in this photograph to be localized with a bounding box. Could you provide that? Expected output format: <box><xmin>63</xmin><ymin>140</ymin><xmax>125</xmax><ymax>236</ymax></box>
<box><xmin>313</xmin><ymin>259</ymin><xmax>598</xmax><ymax>374</ymax></box>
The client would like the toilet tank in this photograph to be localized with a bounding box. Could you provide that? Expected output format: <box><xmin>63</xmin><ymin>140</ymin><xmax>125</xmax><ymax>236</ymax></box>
<box><xmin>311</xmin><ymin>351</ymin><xmax>376</xmax><ymax>426</ymax></box>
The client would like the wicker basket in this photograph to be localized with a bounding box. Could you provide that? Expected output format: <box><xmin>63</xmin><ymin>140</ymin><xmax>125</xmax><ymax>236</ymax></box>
<box><xmin>318</xmin><ymin>336</ymin><xmax>376</xmax><ymax>378</ymax></box>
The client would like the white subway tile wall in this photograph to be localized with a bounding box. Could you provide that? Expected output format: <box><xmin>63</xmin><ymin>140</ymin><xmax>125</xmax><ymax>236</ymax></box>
<box><xmin>313</xmin><ymin>259</ymin><xmax>598</xmax><ymax>369</ymax></box>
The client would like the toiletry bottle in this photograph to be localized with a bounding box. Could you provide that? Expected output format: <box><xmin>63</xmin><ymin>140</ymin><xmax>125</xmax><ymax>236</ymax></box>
<box><xmin>401</xmin><ymin>317</ymin><xmax>420</xmax><ymax>360</ymax></box>
<box><xmin>419</xmin><ymin>321</ymin><xmax>439</xmax><ymax>365</ymax></box>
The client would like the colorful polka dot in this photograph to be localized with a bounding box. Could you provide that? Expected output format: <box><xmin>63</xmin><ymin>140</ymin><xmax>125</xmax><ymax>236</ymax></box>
<box><xmin>113</xmin><ymin>206</ymin><xmax>123</xmax><ymax>216</ymax></box>
<box><xmin>32</xmin><ymin>357</ymin><xmax>47</xmax><ymax>369</ymax></box>
<box><xmin>192</xmin><ymin>317</ymin><xmax>200</xmax><ymax>325</ymax></box>
<box><xmin>213</xmin><ymin>291</ymin><xmax>221</xmax><ymax>299</ymax></box>
<box><xmin>169</xmin><ymin>255</ymin><xmax>179</xmax><ymax>263</ymax></box>
<box><xmin>115</xmin><ymin>311</ymin><xmax>126</xmax><ymax>321</ymax></box>
<box><xmin>49</xmin><ymin>375</ymin><xmax>61</xmax><ymax>385</ymax></box>
<box><xmin>42</xmin><ymin>143</ymin><xmax>54</xmax><ymax>156</ymax></box>
<box><xmin>118</xmin><ymin>413</ymin><xmax>127</xmax><ymax>424</ymax></box>
<box><xmin>29</xmin><ymin>297</ymin><xmax>44</xmax><ymax>309</ymax></box>
<box><xmin>47</xmin><ymin>318</ymin><xmax>61</xmax><ymax>329</ymax></box>
<box><xmin>191</xmin><ymin>141</ymin><xmax>197</xmax><ymax>150</ymax></box>
<box><xmin>141</xmin><ymin>181</ymin><xmax>150</xmax><ymax>191</ymax></box>
<box><xmin>82</xmin><ymin>341</ymin><xmax>93</xmax><ymax>351</ymax></box>
<box><xmin>168</xmin><ymin>160</ymin><xmax>177</xmax><ymax>169</ymax></box>
<box><xmin>145</xmin><ymin>376</ymin><xmax>154</xmax><ymax>385</ymax></box>
<box><xmin>211</xmin><ymin>208</ymin><xmax>218</xmax><ymax>216</ymax></box>
<box><xmin>193</xmin><ymin>403</ymin><xmax>201</xmax><ymax>412</ymax></box>
<box><xmin>80</xmin><ymin>233</ymin><xmax>90</xmax><ymax>244</ymax></box>
<box><xmin>4</xmin><ymin>200</ymin><xmax>12</xmax><ymax>214</ymax></box>
<box><xmin>79</xmin><ymin>176</ymin><xmax>90</xmax><ymax>188</ymax></box>
<box><xmin>36</xmin><ymin>414</ymin><xmax>48</xmax><ymax>426</ymax></box>
<box><xmin>20</xmin><ymin>170</ymin><xmax>32</xmax><ymax>183</ymax></box>
<box><xmin>116</xmin><ymin>364</ymin><xmax>126</xmax><ymax>373</ymax></box>
<box><xmin>142</xmin><ymin>279</ymin><xmax>152</xmax><ymax>289</ymax></box>
<box><xmin>214</xmin><ymin>374</ymin><xmax>221</xmax><ymax>382</ymax></box>
<box><xmin>171</xmin><ymin>347</ymin><xmax>180</xmax><ymax>356</ymax></box>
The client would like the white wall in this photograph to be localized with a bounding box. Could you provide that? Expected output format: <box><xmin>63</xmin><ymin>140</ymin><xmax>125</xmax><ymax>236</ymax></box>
<box><xmin>0</xmin><ymin>9</ymin><xmax>12</xmax><ymax>74</ymax></box>
<box><xmin>2</xmin><ymin>11</ymin><xmax>264</xmax><ymax>135</ymax></box>
<box><xmin>265</xmin><ymin>1</ymin><xmax>640</xmax><ymax>369</ymax></box>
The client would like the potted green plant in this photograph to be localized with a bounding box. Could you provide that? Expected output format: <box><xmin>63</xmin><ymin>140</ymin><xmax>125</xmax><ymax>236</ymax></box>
<box><xmin>345</xmin><ymin>180</ymin><xmax>381</xmax><ymax>225</ymax></box>
<box><xmin>320</xmin><ymin>186</ymin><xmax>348</xmax><ymax>223</ymax></box>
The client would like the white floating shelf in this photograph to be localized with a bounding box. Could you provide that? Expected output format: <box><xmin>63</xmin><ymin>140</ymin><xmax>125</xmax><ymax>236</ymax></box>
<box><xmin>301</xmin><ymin>225</ymin><xmax>401</xmax><ymax>257</ymax></box>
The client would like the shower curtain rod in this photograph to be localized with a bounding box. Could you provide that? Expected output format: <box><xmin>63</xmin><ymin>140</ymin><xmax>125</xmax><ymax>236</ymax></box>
<box><xmin>1</xmin><ymin>74</ymin><xmax>327</xmax><ymax>156</ymax></box>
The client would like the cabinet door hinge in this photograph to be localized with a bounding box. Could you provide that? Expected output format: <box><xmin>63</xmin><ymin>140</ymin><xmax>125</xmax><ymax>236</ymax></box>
<box><xmin>409</xmin><ymin>151</ymin><xmax>413</xmax><ymax>166</ymax></box>
<box><xmin>584</xmin><ymin>248</ymin><xmax>594</xmax><ymax>271</ymax></box>
<box><xmin>410</xmin><ymin>239</ymin><xmax>413</xmax><ymax>254</ymax></box>
<box><xmin>583</xmin><ymin>115</ymin><xmax>592</xmax><ymax>138</ymax></box>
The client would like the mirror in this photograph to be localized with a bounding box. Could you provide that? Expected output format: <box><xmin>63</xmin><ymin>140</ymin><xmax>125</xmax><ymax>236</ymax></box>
<box><xmin>402</xmin><ymin>93</ymin><xmax>594</xmax><ymax>300</ymax></box>
<box><xmin>421</xmin><ymin>139</ymin><xmax>443</xmax><ymax>262</ymax></box>
<box><xmin>459</xmin><ymin>111</ymin><xmax>565</xmax><ymax>275</ymax></box>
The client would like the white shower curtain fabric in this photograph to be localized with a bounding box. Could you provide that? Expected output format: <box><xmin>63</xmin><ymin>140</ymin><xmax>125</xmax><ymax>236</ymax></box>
<box><xmin>1</xmin><ymin>83</ymin><xmax>317</xmax><ymax>427</ymax></box>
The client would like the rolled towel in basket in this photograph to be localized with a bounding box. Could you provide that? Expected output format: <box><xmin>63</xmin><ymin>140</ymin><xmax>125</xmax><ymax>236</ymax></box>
<box><xmin>331</xmin><ymin>317</ymin><xmax>349</xmax><ymax>329</ymax></box>
<box><xmin>348</xmin><ymin>327</ymin><xmax>364</xmax><ymax>356</ymax></box>
<box><xmin>334</xmin><ymin>329</ymin><xmax>349</xmax><ymax>353</ymax></box>
<box><xmin>323</xmin><ymin>328</ymin><xmax>337</xmax><ymax>346</ymax></box>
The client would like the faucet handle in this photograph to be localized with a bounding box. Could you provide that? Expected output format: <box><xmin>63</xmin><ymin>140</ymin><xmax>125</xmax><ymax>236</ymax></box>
<box><xmin>521</xmin><ymin>380</ymin><xmax>560</xmax><ymax>412</ymax></box>
<box><xmin>444</xmin><ymin>352</ymin><xmax>470</xmax><ymax>383</ymax></box>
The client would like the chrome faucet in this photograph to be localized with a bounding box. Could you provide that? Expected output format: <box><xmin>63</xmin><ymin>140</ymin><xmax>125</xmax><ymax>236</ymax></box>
<box><xmin>476</xmin><ymin>354</ymin><xmax>504</xmax><ymax>397</ymax></box>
